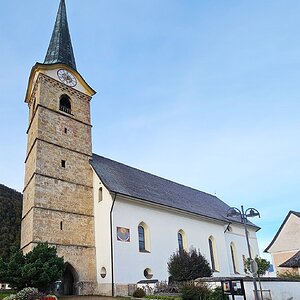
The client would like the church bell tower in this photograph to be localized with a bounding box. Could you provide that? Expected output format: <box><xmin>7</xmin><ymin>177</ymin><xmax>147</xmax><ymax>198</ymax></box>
<box><xmin>21</xmin><ymin>0</ymin><xmax>97</xmax><ymax>294</ymax></box>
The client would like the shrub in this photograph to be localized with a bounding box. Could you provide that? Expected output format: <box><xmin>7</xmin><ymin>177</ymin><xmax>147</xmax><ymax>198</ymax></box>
<box><xmin>133</xmin><ymin>288</ymin><xmax>146</xmax><ymax>298</ymax></box>
<box><xmin>1</xmin><ymin>243</ymin><xmax>64</xmax><ymax>292</ymax></box>
<box><xmin>277</xmin><ymin>270</ymin><xmax>300</xmax><ymax>279</ymax></box>
<box><xmin>15</xmin><ymin>287</ymin><xmax>44</xmax><ymax>300</ymax></box>
<box><xmin>3</xmin><ymin>295</ymin><xmax>16</xmax><ymax>300</ymax></box>
<box><xmin>181</xmin><ymin>283</ymin><xmax>210</xmax><ymax>300</ymax></box>
<box><xmin>168</xmin><ymin>248</ymin><xmax>212</xmax><ymax>282</ymax></box>
<box><xmin>208</xmin><ymin>286</ymin><xmax>229</xmax><ymax>300</ymax></box>
<box><xmin>145</xmin><ymin>296</ymin><xmax>181</xmax><ymax>300</ymax></box>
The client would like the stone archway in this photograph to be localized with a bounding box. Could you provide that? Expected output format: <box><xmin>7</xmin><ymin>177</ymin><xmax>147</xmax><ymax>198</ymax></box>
<box><xmin>62</xmin><ymin>263</ymin><xmax>79</xmax><ymax>295</ymax></box>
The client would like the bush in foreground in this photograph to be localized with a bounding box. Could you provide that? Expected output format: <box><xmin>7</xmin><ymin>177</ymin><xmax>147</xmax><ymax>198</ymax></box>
<box><xmin>168</xmin><ymin>248</ymin><xmax>212</xmax><ymax>282</ymax></box>
<box><xmin>133</xmin><ymin>288</ymin><xmax>146</xmax><ymax>298</ymax></box>
<box><xmin>0</xmin><ymin>243</ymin><xmax>64</xmax><ymax>292</ymax></box>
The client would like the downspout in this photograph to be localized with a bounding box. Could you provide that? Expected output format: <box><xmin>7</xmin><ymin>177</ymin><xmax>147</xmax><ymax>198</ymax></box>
<box><xmin>110</xmin><ymin>192</ymin><xmax>117</xmax><ymax>297</ymax></box>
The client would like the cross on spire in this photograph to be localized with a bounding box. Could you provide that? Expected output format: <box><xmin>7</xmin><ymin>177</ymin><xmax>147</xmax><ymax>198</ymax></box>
<box><xmin>44</xmin><ymin>0</ymin><xmax>77</xmax><ymax>70</ymax></box>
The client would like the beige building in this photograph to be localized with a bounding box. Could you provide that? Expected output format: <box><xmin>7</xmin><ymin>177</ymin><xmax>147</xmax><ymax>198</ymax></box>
<box><xmin>265</xmin><ymin>211</ymin><xmax>300</xmax><ymax>275</ymax></box>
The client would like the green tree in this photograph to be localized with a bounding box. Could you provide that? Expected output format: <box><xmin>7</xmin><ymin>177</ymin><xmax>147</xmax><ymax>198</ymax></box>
<box><xmin>244</xmin><ymin>256</ymin><xmax>270</xmax><ymax>300</ymax></box>
<box><xmin>0</xmin><ymin>184</ymin><xmax>22</xmax><ymax>261</ymax></box>
<box><xmin>0</xmin><ymin>243</ymin><xmax>65</xmax><ymax>292</ymax></box>
<box><xmin>244</xmin><ymin>256</ymin><xmax>270</xmax><ymax>277</ymax></box>
<box><xmin>0</xmin><ymin>246</ymin><xmax>26</xmax><ymax>290</ymax></box>
<box><xmin>167</xmin><ymin>248</ymin><xmax>212</xmax><ymax>282</ymax></box>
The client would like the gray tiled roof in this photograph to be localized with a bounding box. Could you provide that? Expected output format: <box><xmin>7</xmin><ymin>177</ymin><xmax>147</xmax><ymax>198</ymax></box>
<box><xmin>90</xmin><ymin>154</ymin><xmax>258</xmax><ymax>228</ymax></box>
<box><xmin>279</xmin><ymin>251</ymin><xmax>300</xmax><ymax>268</ymax></box>
<box><xmin>44</xmin><ymin>0</ymin><xmax>77</xmax><ymax>70</ymax></box>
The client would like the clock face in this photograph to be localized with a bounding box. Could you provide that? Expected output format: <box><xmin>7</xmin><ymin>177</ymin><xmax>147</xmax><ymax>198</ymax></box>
<box><xmin>57</xmin><ymin>69</ymin><xmax>77</xmax><ymax>87</ymax></box>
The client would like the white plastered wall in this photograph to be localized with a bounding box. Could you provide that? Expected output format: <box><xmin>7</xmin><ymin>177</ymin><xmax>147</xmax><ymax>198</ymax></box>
<box><xmin>93</xmin><ymin>170</ymin><xmax>114</xmax><ymax>295</ymax></box>
<box><xmin>111</xmin><ymin>195</ymin><xmax>259</xmax><ymax>284</ymax></box>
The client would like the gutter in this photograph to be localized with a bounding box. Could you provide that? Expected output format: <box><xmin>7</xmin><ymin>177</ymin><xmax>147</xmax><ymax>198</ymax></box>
<box><xmin>110</xmin><ymin>192</ymin><xmax>117</xmax><ymax>297</ymax></box>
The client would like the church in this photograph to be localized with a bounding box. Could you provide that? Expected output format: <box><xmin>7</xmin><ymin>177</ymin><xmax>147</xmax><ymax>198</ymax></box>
<box><xmin>20</xmin><ymin>0</ymin><xmax>260</xmax><ymax>296</ymax></box>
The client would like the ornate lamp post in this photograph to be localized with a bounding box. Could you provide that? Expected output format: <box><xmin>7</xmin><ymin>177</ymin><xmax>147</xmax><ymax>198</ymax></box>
<box><xmin>227</xmin><ymin>205</ymin><xmax>260</xmax><ymax>300</ymax></box>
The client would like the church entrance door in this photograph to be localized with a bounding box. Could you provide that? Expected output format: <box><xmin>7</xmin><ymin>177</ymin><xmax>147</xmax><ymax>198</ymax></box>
<box><xmin>62</xmin><ymin>263</ymin><xmax>78</xmax><ymax>295</ymax></box>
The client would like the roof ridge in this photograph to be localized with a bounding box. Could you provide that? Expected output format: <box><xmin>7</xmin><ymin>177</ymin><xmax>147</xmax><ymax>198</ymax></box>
<box><xmin>92</xmin><ymin>153</ymin><xmax>219</xmax><ymax>199</ymax></box>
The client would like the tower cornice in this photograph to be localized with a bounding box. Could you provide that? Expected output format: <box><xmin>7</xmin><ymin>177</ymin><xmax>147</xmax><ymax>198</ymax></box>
<box><xmin>25</xmin><ymin>63</ymin><xmax>96</xmax><ymax>103</ymax></box>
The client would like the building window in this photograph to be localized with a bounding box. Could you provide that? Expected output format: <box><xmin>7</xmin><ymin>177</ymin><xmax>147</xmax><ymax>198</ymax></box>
<box><xmin>144</xmin><ymin>268</ymin><xmax>153</xmax><ymax>279</ymax></box>
<box><xmin>178</xmin><ymin>229</ymin><xmax>187</xmax><ymax>251</ymax></box>
<box><xmin>138</xmin><ymin>222</ymin><xmax>150</xmax><ymax>252</ymax></box>
<box><xmin>61</xmin><ymin>160</ymin><xmax>66</xmax><ymax>168</ymax></box>
<box><xmin>138</xmin><ymin>225</ymin><xmax>145</xmax><ymax>251</ymax></box>
<box><xmin>59</xmin><ymin>94</ymin><xmax>72</xmax><ymax>114</ymax></box>
<box><xmin>98</xmin><ymin>187</ymin><xmax>103</xmax><ymax>202</ymax></box>
<box><xmin>60</xmin><ymin>221</ymin><xmax>63</xmax><ymax>230</ymax></box>
<box><xmin>230</xmin><ymin>242</ymin><xmax>239</xmax><ymax>274</ymax></box>
<box><xmin>100</xmin><ymin>267</ymin><xmax>107</xmax><ymax>278</ymax></box>
<box><xmin>64</xmin><ymin>127</ymin><xmax>68</xmax><ymax>134</ymax></box>
<box><xmin>208</xmin><ymin>236</ymin><xmax>219</xmax><ymax>272</ymax></box>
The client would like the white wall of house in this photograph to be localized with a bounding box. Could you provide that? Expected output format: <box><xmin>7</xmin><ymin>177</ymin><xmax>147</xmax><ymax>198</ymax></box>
<box><xmin>267</xmin><ymin>213</ymin><xmax>300</xmax><ymax>273</ymax></box>
<box><xmin>244</xmin><ymin>280</ymin><xmax>300</xmax><ymax>300</ymax></box>
<box><xmin>111</xmin><ymin>195</ymin><xmax>259</xmax><ymax>284</ymax></box>
<box><xmin>93</xmin><ymin>170</ymin><xmax>114</xmax><ymax>295</ymax></box>
<box><xmin>93</xmin><ymin>170</ymin><xmax>259</xmax><ymax>294</ymax></box>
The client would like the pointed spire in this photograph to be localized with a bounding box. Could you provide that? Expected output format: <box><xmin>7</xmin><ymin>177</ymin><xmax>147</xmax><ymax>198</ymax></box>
<box><xmin>44</xmin><ymin>0</ymin><xmax>77</xmax><ymax>70</ymax></box>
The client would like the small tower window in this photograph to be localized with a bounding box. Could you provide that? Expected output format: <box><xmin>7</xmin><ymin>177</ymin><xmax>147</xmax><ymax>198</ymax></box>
<box><xmin>60</xmin><ymin>221</ymin><xmax>63</xmax><ymax>230</ymax></box>
<box><xmin>59</xmin><ymin>95</ymin><xmax>72</xmax><ymax>114</ymax></box>
<box><xmin>64</xmin><ymin>127</ymin><xmax>68</xmax><ymax>134</ymax></box>
<box><xmin>61</xmin><ymin>160</ymin><xmax>66</xmax><ymax>168</ymax></box>
<box><xmin>98</xmin><ymin>187</ymin><xmax>103</xmax><ymax>202</ymax></box>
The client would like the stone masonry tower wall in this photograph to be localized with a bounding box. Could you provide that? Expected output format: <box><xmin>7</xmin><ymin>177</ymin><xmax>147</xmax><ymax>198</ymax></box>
<box><xmin>21</xmin><ymin>71</ymin><xmax>97</xmax><ymax>294</ymax></box>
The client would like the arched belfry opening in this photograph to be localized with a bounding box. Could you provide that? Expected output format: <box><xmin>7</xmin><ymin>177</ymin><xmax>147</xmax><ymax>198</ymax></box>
<box><xmin>62</xmin><ymin>263</ymin><xmax>79</xmax><ymax>295</ymax></box>
<box><xmin>59</xmin><ymin>94</ymin><xmax>72</xmax><ymax>114</ymax></box>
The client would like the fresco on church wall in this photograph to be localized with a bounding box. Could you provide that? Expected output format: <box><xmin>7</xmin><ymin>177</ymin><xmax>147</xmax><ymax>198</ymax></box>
<box><xmin>117</xmin><ymin>227</ymin><xmax>130</xmax><ymax>242</ymax></box>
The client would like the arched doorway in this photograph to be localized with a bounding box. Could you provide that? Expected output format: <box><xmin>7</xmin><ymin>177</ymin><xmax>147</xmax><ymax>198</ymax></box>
<box><xmin>62</xmin><ymin>263</ymin><xmax>78</xmax><ymax>295</ymax></box>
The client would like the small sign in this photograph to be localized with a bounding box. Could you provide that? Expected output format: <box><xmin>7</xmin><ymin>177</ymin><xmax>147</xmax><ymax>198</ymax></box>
<box><xmin>117</xmin><ymin>227</ymin><xmax>130</xmax><ymax>242</ymax></box>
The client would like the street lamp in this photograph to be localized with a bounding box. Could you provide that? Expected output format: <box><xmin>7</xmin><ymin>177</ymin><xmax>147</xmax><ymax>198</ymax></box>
<box><xmin>227</xmin><ymin>205</ymin><xmax>260</xmax><ymax>300</ymax></box>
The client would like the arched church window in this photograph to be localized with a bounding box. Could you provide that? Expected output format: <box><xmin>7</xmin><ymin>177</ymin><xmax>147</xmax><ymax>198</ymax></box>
<box><xmin>178</xmin><ymin>229</ymin><xmax>187</xmax><ymax>251</ymax></box>
<box><xmin>59</xmin><ymin>94</ymin><xmax>72</xmax><ymax>114</ymax></box>
<box><xmin>230</xmin><ymin>242</ymin><xmax>239</xmax><ymax>274</ymax></box>
<box><xmin>138</xmin><ymin>222</ymin><xmax>150</xmax><ymax>252</ymax></box>
<box><xmin>208</xmin><ymin>236</ymin><xmax>219</xmax><ymax>272</ymax></box>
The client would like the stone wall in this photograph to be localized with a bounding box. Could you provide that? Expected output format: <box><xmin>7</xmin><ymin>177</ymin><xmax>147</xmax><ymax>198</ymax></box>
<box><xmin>38</xmin><ymin>74</ymin><xmax>91</xmax><ymax>125</ymax></box>
<box><xmin>29</xmin><ymin>174</ymin><xmax>93</xmax><ymax>216</ymax></box>
<box><xmin>21</xmin><ymin>68</ymin><xmax>97</xmax><ymax>294</ymax></box>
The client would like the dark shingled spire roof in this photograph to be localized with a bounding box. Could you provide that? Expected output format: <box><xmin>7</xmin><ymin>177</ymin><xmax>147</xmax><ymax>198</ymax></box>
<box><xmin>44</xmin><ymin>0</ymin><xmax>77</xmax><ymax>70</ymax></box>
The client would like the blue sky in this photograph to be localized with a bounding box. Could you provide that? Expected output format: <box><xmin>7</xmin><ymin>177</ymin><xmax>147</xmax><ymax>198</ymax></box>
<box><xmin>0</xmin><ymin>0</ymin><xmax>299</xmax><ymax>260</ymax></box>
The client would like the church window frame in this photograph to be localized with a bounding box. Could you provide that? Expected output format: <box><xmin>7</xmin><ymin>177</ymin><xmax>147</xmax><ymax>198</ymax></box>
<box><xmin>59</xmin><ymin>94</ymin><xmax>72</xmax><ymax>114</ymax></box>
<box><xmin>208</xmin><ymin>236</ymin><xmax>219</xmax><ymax>272</ymax></box>
<box><xmin>138</xmin><ymin>222</ymin><xmax>150</xmax><ymax>253</ymax></box>
<box><xmin>98</xmin><ymin>186</ymin><xmax>103</xmax><ymax>202</ymax></box>
<box><xmin>100</xmin><ymin>267</ymin><xmax>107</xmax><ymax>278</ymax></box>
<box><xmin>178</xmin><ymin>229</ymin><xmax>187</xmax><ymax>251</ymax></box>
<box><xmin>144</xmin><ymin>268</ymin><xmax>153</xmax><ymax>279</ymax></box>
<box><xmin>230</xmin><ymin>242</ymin><xmax>239</xmax><ymax>274</ymax></box>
